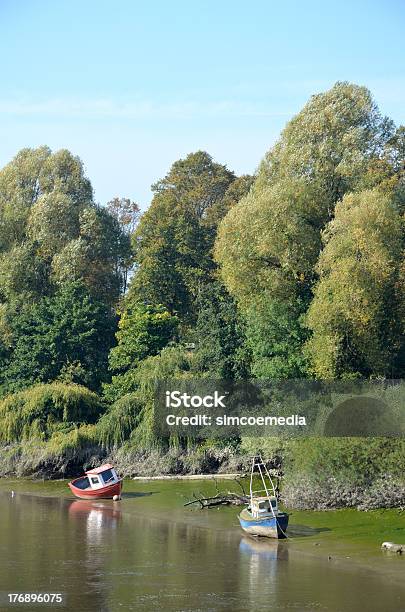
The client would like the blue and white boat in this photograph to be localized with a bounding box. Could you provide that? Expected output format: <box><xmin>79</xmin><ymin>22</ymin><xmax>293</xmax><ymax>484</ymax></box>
<box><xmin>238</xmin><ymin>456</ymin><xmax>289</xmax><ymax>539</ymax></box>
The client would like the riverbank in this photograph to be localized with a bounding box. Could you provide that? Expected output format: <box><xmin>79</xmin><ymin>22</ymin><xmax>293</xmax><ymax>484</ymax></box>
<box><xmin>1</xmin><ymin>441</ymin><xmax>405</xmax><ymax>511</ymax></box>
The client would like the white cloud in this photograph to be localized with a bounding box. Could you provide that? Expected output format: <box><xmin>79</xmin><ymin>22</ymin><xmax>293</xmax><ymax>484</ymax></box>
<box><xmin>0</xmin><ymin>96</ymin><xmax>292</xmax><ymax>119</ymax></box>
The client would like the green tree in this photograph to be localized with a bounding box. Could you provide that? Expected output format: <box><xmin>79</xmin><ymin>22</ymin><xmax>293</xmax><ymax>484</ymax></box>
<box><xmin>130</xmin><ymin>151</ymin><xmax>237</xmax><ymax>323</ymax></box>
<box><xmin>106</xmin><ymin>197</ymin><xmax>140</xmax><ymax>292</ymax></box>
<box><xmin>104</xmin><ymin>302</ymin><xmax>179</xmax><ymax>401</ymax></box>
<box><xmin>190</xmin><ymin>281</ymin><xmax>250</xmax><ymax>379</ymax></box>
<box><xmin>305</xmin><ymin>189</ymin><xmax>404</xmax><ymax>378</ymax></box>
<box><xmin>244</xmin><ymin>301</ymin><xmax>308</xmax><ymax>379</ymax></box>
<box><xmin>0</xmin><ymin>147</ymin><xmax>130</xmax><ymax>304</ymax></box>
<box><xmin>215</xmin><ymin>82</ymin><xmax>395</xmax><ymax>378</ymax></box>
<box><xmin>0</xmin><ymin>282</ymin><xmax>116</xmax><ymax>393</ymax></box>
<box><xmin>51</xmin><ymin>206</ymin><xmax>131</xmax><ymax>304</ymax></box>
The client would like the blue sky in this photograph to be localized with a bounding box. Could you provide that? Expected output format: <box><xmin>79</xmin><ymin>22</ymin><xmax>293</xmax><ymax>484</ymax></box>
<box><xmin>0</xmin><ymin>0</ymin><xmax>404</xmax><ymax>209</ymax></box>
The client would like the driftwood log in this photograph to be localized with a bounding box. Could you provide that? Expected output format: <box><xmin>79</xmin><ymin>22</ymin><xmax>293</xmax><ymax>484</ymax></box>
<box><xmin>184</xmin><ymin>477</ymin><xmax>250</xmax><ymax>509</ymax></box>
<box><xmin>184</xmin><ymin>492</ymin><xmax>249</xmax><ymax>509</ymax></box>
<box><xmin>184</xmin><ymin>471</ymin><xmax>282</xmax><ymax>510</ymax></box>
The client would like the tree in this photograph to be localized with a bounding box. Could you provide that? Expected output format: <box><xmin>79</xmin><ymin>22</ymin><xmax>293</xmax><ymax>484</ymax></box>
<box><xmin>305</xmin><ymin>189</ymin><xmax>404</xmax><ymax>378</ymax></box>
<box><xmin>244</xmin><ymin>301</ymin><xmax>308</xmax><ymax>379</ymax></box>
<box><xmin>104</xmin><ymin>301</ymin><xmax>179</xmax><ymax>401</ymax></box>
<box><xmin>190</xmin><ymin>280</ymin><xmax>250</xmax><ymax>379</ymax></box>
<box><xmin>106</xmin><ymin>197</ymin><xmax>140</xmax><ymax>234</ymax></box>
<box><xmin>51</xmin><ymin>206</ymin><xmax>131</xmax><ymax>304</ymax></box>
<box><xmin>130</xmin><ymin>151</ymin><xmax>237</xmax><ymax>323</ymax></box>
<box><xmin>215</xmin><ymin>82</ymin><xmax>395</xmax><ymax>378</ymax></box>
<box><xmin>0</xmin><ymin>282</ymin><xmax>116</xmax><ymax>393</ymax></box>
<box><xmin>0</xmin><ymin>147</ymin><xmax>130</xmax><ymax>304</ymax></box>
<box><xmin>106</xmin><ymin>197</ymin><xmax>140</xmax><ymax>292</ymax></box>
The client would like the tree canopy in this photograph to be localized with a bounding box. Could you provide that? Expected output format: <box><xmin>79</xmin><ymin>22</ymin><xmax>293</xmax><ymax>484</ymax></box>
<box><xmin>305</xmin><ymin>188</ymin><xmax>404</xmax><ymax>378</ymax></box>
<box><xmin>215</xmin><ymin>82</ymin><xmax>399</xmax><ymax>378</ymax></box>
<box><xmin>130</xmin><ymin>151</ymin><xmax>247</xmax><ymax>323</ymax></box>
<box><xmin>0</xmin><ymin>147</ymin><xmax>131</xmax><ymax>305</ymax></box>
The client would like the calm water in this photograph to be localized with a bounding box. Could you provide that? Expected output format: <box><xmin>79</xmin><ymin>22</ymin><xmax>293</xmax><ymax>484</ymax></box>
<box><xmin>0</xmin><ymin>479</ymin><xmax>404</xmax><ymax>611</ymax></box>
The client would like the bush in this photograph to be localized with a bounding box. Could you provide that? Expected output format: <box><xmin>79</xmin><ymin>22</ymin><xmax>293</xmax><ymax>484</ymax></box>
<box><xmin>282</xmin><ymin>437</ymin><xmax>405</xmax><ymax>509</ymax></box>
<box><xmin>0</xmin><ymin>382</ymin><xmax>104</xmax><ymax>443</ymax></box>
<box><xmin>96</xmin><ymin>393</ymin><xmax>144</xmax><ymax>448</ymax></box>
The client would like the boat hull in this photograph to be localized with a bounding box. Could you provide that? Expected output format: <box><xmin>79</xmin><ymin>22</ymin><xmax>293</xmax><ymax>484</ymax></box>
<box><xmin>238</xmin><ymin>509</ymin><xmax>289</xmax><ymax>539</ymax></box>
<box><xmin>68</xmin><ymin>479</ymin><xmax>123</xmax><ymax>500</ymax></box>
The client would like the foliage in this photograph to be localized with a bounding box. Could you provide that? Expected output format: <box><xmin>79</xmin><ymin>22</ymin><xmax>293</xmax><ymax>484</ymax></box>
<box><xmin>104</xmin><ymin>302</ymin><xmax>179</xmax><ymax>402</ymax></box>
<box><xmin>0</xmin><ymin>383</ymin><xmax>103</xmax><ymax>443</ymax></box>
<box><xmin>189</xmin><ymin>280</ymin><xmax>250</xmax><ymax>379</ymax></box>
<box><xmin>96</xmin><ymin>394</ymin><xmax>144</xmax><ymax>448</ymax></box>
<box><xmin>215</xmin><ymin>82</ymin><xmax>397</xmax><ymax>378</ymax></box>
<box><xmin>282</xmin><ymin>437</ymin><xmax>405</xmax><ymax>509</ymax></box>
<box><xmin>109</xmin><ymin>302</ymin><xmax>178</xmax><ymax>372</ymax></box>
<box><xmin>305</xmin><ymin>189</ymin><xmax>404</xmax><ymax>378</ymax></box>
<box><xmin>106</xmin><ymin>197</ymin><xmax>140</xmax><ymax>291</ymax></box>
<box><xmin>216</xmin><ymin>83</ymin><xmax>394</xmax><ymax>308</ymax></box>
<box><xmin>0</xmin><ymin>281</ymin><xmax>116</xmax><ymax>392</ymax></box>
<box><xmin>102</xmin><ymin>346</ymin><xmax>191</xmax><ymax>451</ymax></box>
<box><xmin>244</xmin><ymin>301</ymin><xmax>309</xmax><ymax>378</ymax></box>
<box><xmin>130</xmin><ymin>151</ymin><xmax>239</xmax><ymax>323</ymax></box>
<box><xmin>106</xmin><ymin>197</ymin><xmax>140</xmax><ymax>234</ymax></box>
<box><xmin>0</xmin><ymin>146</ymin><xmax>130</xmax><ymax>304</ymax></box>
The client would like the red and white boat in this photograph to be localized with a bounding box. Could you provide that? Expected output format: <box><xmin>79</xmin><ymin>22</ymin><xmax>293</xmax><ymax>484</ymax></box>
<box><xmin>68</xmin><ymin>464</ymin><xmax>123</xmax><ymax>500</ymax></box>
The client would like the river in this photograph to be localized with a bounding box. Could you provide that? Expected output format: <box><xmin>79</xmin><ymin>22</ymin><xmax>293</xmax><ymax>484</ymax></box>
<box><xmin>0</xmin><ymin>479</ymin><xmax>404</xmax><ymax>611</ymax></box>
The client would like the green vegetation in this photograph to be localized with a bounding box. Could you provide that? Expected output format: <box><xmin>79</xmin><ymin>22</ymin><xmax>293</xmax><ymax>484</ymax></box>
<box><xmin>305</xmin><ymin>189</ymin><xmax>404</xmax><ymax>378</ymax></box>
<box><xmin>214</xmin><ymin>82</ymin><xmax>402</xmax><ymax>378</ymax></box>
<box><xmin>0</xmin><ymin>82</ymin><xmax>404</xmax><ymax>507</ymax></box>
<box><xmin>0</xmin><ymin>383</ymin><xmax>103</xmax><ymax>443</ymax></box>
<box><xmin>104</xmin><ymin>302</ymin><xmax>179</xmax><ymax>402</ymax></box>
<box><xmin>1</xmin><ymin>281</ymin><xmax>116</xmax><ymax>393</ymax></box>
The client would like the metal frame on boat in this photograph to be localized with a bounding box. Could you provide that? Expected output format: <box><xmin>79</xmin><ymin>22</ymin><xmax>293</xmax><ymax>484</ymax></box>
<box><xmin>238</xmin><ymin>456</ymin><xmax>288</xmax><ymax>539</ymax></box>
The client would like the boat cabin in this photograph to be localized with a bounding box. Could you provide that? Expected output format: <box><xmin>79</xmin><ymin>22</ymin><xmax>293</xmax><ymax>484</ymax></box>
<box><xmin>250</xmin><ymin>496</ymin><xmax>278</xmax><ymax>518</ymax></box>
<box><xmin>85</xmin><ymin>464</ymin><xmax>120</xmax><ymax>490</ymax></box>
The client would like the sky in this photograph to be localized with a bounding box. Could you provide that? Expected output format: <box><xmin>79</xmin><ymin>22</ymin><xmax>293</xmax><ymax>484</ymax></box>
<box><xmin>0</xmin><ymin>0</ymin><xmax>404</xmax><ymax>209</ymax></box>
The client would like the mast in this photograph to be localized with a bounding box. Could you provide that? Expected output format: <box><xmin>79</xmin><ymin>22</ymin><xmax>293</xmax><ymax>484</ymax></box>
<box><xmin>250</xmin><ymin>455</ymin><xmax>277</xmax><ymax>505</ymax></box>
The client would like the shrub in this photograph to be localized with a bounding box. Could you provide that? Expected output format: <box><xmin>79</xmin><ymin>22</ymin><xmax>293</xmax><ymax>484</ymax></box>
<box><xmin>96</xmin><ymin>393</ymin><xmax>144</xmax><ymax>448</ymax></box>
<box><xmin>0</xmin><ymin>382</ymin><xmax>104</xmax><ymax>443</ymax></box>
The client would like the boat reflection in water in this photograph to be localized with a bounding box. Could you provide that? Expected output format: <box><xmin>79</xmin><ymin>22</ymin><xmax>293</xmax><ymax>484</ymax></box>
<box><xmin>68</xmin><ymin>500</ymin><xmax>122</xmax><ymax>545</ymax></box>
<box><xmin>239</xmin><ymin>536</ymin><xmax>289</xmax><ymax>604</ymax></box>
<box><xmin>239</xmin><ymin>536</ymin><xmax>289</xmax><ymax>562</ymax></box>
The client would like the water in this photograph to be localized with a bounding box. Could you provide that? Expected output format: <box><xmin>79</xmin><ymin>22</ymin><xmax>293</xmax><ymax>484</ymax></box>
<box><xmin>0</xmin><ymin>479</ymin><xmax>404</xmax><ymax>611</ymax></box>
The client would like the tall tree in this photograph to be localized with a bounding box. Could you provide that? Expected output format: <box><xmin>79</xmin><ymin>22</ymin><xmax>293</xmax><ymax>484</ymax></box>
<box><xmin>0</xmin><ymin>147</ymin><xmax>130</xmax><ymax>304</ymax></box>
<box><xmin>215</xmin><ymin>82</ymin><xmax>395</xmax><ymax>378</ymax></box>
<box><xmin>0</xmin><ymin>147</ymin><xmax>132</xmax><ymax>393</ymax></box>
<box><xmin>130</xmin><ymin>151</ymin><xmax>237</xmax><ymax>323</ymax></box>
<box><xmin>305</xmin><ymin>189</ymin><xmax>404</xmax><ymax>378</ymax></box>
<box><xmin>106</xmin><ymin>197</ymin><xmax>140</xmax><ymax>292</ymax></box>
